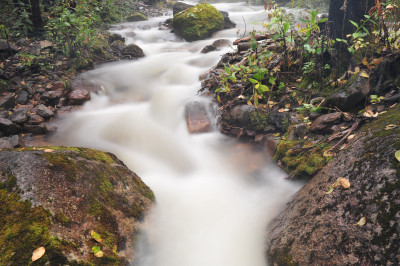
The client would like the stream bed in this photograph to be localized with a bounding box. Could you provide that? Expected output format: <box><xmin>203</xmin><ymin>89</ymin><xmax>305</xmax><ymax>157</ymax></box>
<box><xmin>52</xmin><ymin>2</ymin><xmax>301</xmax><ymax>265</ymax></box>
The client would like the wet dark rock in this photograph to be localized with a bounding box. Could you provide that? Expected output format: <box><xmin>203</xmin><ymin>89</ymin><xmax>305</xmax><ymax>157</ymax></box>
<box><xmin>51</xmin><ymin>81</ymin><xmax>65</xmax><ymax>91</ymax></box>
<box><xmin>10</xmin><ymin>109</ymin><xmax>28</xmax><ymax>124</ymax></box>
<box><xmin>68</xmin><ymin>89</ymin><xmax>90</xmax><ymax>105</ymax></box>
<box><xmin>370</xmin><ymin>54</ymin><xmax>400</xmax><ymax>95</ymax></box>
<box><xmin>0</xmin><ymin>93</ymin><xmax>16</xmax><ymax>109</ymax></box>
<box><xmin>212</xmin><ymin>39</ymin><xmax>231</xmax><ymax>48</ymax></box>
<box><xmin>70</xmin><ymin>78</ymin><xmax>102</xmax><ymax>94</ymax></box>
<box><xmin>185</xmin><ymin>101</ymin><xmax>212</xmax><ymax>134</ymax></box>
<box><xmin>288</xmin><ymin>123</ymin><xmax>308</xmax><ymax>140</ymax></box>
<box><xmin>0</xmin><ymin>39</ymin><xmax>18</xmax><ymax>53</ymax></box>
<box><xmin>201</xmin><ymin>45</ymin><xmax>217</xmax><ymax>54</ymax></box>
<box><xmin>16</xmin><ymin>90</ymin><xmax>29</xmax><ymax>105</ymax></box>
<box><xmin>123</xmin><ymin>44</ymin><xmax>145</xmax><ymax>58</ymax></box>
<box><xmin>27</xmin><ymin>113</ymin><xmax>44</xmax><ymax>125</ymax></box>
<box><xmin>42</xmin><ymin>90</ymin><xmax>63</xmax><ymax>100</ymax></box>
<box><xmin>16</xmin><ymin>38</ymin><xmax>29</xmax><ymax>46</ymax></box>
<box><xmin>222</xmin><ymin>105</ymin><xmax>281</xmax><ymax>133</ymax></box>
<box><xmin>24</xmin><ymin>123</ymin><xmax>48</xmax><ymax>134</ymax></box>
<box><xmin>237</xmin><ymin>42</ymin><xmax>251</xmax><ymax>52</ymax></box>
<box><xmin>173</xmin><ymin>2</ymin><xmax>192</xmax><ymax>15</ymax></box>
<box><xmin>220</xmin><ymin>10</ymin><xmax>236</xmax><ymax>29</ymax></box>
<box><xmin>309</xmin><ymin>112</ymin><xmax>342</xmax><ymax>133</ymax></box>
<box><xmin>0</xmin><ymin>135</ymin><xmax>24</xmax><ymax>149</ymax></box>
<box><xmin>321</xmin><ymin>73</ymin><xmax>370</xmax><ymax>111</ymax></box>
<box><xmin>34</xmin><ymin>104</ymin><xmax>54</xmax><ymax>118</ymax></box>
<box><xmin>0</xmin><ymin>117</ymin><xmax>20</xmax><ymax>135</ymax></box>
<box><xmin>0</xmin><ymin>147</ymin><xmax>154</xmax><ymax>265</ymax></box>
<box><xmin>108</xmin><ymin>33</ymin><xmax>126</xmax><ymax>44</ymax></box>
<box><xmin>266</xmin><ymin>105</ymin><xmax>400</xmax><ymax>265</ymax></box>
<box><xmin>110</xmin><ymin>40</ymin><xmax>126</xmax><ymax>52</ymax></box>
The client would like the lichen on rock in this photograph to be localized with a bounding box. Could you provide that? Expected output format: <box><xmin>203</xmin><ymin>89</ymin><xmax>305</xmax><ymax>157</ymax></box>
<box><xmin>0</xmin><ymin>147</ymin><xmax>154</xmax><ymax>265</ymax></box>
<box><xmin>266</xmin><ymin>105</ymin><xmax>400</xmax><ymax>265</ymax></box>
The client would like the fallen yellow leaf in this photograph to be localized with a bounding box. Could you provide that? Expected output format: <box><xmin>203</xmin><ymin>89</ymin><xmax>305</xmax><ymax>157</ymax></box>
<box><xmin>43</xmin><ymin>149</ymin><xmax>54</xmax><ymax>153</ymax></box>
<box><xmin>94</xmin><ymin>250</ymin><xmax>104</xmax><ymax>257</ymax></box>
<box><xmin>355</xmin><ymin>217</ymin><xmax>366</xmax><ymax>226</ymax></box>
<box><xmin>360</xmin><ymin>72</ymin><xmax>369</xmax><ymax>78</ymax></box>
<box><xmin>32</xmin><ymin>247</ymin><xmax>46</xmax><ymax>262</ymax></box>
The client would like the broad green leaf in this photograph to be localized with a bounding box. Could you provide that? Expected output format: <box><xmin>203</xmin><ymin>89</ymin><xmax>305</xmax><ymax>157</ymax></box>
<box><xmin>91</xmin><ymin>230</ymin><xmax>102</xmax><ymax>242</ymax></box>
<box><xmin>258</xmin><ymin>84</ymin><xmax>269</xmax><ymax>93</ymax></box>
<box><xmin>249</xmin><ymin>78</ymin><xmax>258</xmax><ymax>84</ymax></box>
<box><xmin>92</xmin><ymin>246</ymin><xmax>101</xmax><ymax>253</ymax></box>
<box><xmin>319</xmin><ymin>18</ymin><xmax>328</xmax><ymax>23</ymax></box>
<box><xmin>349</xmin><ymin>20</ymin><xmax>358</xmax><ymax>28</ymax></box>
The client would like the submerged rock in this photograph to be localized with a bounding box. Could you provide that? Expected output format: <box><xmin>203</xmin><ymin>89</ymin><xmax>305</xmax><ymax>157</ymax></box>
<box><xmin>185</xmin><ymin>101</ymin><xmax>212</xmax><ymax>134</ymax></box>
<box><xmin>172</xmin><ymin>3</ymin><xmax>225</xmax><ymax>42</ymax></box>
<box><xmin>266</xmin><ymin>105</ymin><xmax>400</xmax><ymax>265</ymax></box>
<box><xmin>0</xmin><ymin>147</ymin><xmax>154</xmax><ymax>265</ymax></box>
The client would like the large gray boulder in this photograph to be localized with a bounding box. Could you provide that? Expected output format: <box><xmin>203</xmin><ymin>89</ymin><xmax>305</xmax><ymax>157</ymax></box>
<box><xmin>266</xmin><ymin>105</ymin><xmax>400</xmax><ymax>265</ymax></box>
<box><xmin>0</xmin><ymin>147</ymin><xmax>154</xmax><ymax>265</ymax></box>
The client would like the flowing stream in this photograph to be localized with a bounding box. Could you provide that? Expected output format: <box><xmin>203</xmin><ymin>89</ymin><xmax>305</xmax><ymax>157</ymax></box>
<box><xmin>52</xmin><ymin>2</ymin><xmax>301</xmax><ymax>265</ymax></box>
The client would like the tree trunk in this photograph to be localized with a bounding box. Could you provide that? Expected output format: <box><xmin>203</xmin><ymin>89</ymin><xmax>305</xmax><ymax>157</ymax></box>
<box><xmin>30</xmin><ymin>0</ymin><xmax>43</xmax><ymax>31</ymax></box>
<box><xmin>328</xmin><ymin>0</ymin><xmax>374</xmax><ymax>40</ymax></box>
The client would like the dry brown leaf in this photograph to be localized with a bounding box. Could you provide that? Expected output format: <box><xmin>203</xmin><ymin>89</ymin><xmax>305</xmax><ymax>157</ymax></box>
<box><xmin>32</xmin><ymin>247</ymin><xmax>46</xmax><ymax>262</ymax></box>
<box><xmin>43</xmin><ymin>149</ymin><xmax>54</xmax><ymax>153</ymax></box>
<box><xmin>347</xmin><ymin>134</ymin><xmax>355</xmax><ymax>140</ymax></box>
<box><xmin>336</xmin><ymin>177</ymin><xmax>351</xmax><ymax>189</ymax></box>
<box><xmin>94</xmin><ymin>251</ymin><xmax>104</xmax><ymax>258</ymax></box>
<box><xmin>354</xmin><ymin>66</ymin><xmax>360</xmax><ymax>73</ymax></box>
<box><xmin>385</xmin><ymin>124</ymin><xmax>398</xmax><ymax>130</ymax></box>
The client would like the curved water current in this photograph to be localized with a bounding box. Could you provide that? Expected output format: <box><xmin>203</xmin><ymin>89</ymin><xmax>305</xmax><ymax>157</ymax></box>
<box><xmin>53</xmin><ymin>2</ymin><xmax>301</xmax><ymax>265</ymax></box>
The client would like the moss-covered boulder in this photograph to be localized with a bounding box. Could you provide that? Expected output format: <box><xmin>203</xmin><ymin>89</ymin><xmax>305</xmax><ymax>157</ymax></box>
<box><xmin>126</xmin><ymin>12</ymin><xmax>148</xmax><ymax>22</ymax></box>
<box><xmin>172</xmin><ymin>2</ymin><xmax>224</xmax><ymax>41</ymax></box>
<box><xmin>0</xmin><ymin>147</ymin><xmax>154</xmax><ymax>265</ymax></box>
<box><xmin>266</xmin><ymin>105</ymin><xmax>400</xmax><ymax>265</ymax></box>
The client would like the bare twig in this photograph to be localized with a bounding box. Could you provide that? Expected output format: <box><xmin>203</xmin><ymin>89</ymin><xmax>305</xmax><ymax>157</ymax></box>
<box><xmin>326</xmin><ymin>118</ymin><xmax>361</xmax><ymax>153</ymax></box>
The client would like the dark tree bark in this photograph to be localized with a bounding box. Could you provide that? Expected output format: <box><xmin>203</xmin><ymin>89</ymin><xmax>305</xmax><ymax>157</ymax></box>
<box><xmin>328</xmin><ymin>0</ymin><xmax>374</xmax><ymax>39</ymax></box>
<box><xmin>30</xmin><ymin>0</ymin><xmax>43</xmax><ymax>31</ymax></box>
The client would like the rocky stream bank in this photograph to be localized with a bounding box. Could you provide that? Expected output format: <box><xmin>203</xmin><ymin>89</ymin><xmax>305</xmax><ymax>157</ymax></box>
<box><xmin>0</xmin><ymin>0</ymin><xmax>399</xmax><ymax>265</ymax></box>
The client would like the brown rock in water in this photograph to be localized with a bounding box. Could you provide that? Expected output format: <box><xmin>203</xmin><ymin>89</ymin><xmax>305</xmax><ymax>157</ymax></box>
<box><xmin>185</xmin><ymin>101</ymin><xmax>212</xmax><ymax>134</ymax></box>
<box><xmin>0</xmin><ymin>147</ymin><xmax>154</xmax><ymax>265</ymax></box>
<box><xmin>266</xmin><ymin>105</ymin><xmax>400</xmax><ymax>265</ymax></box>
<box><xmin>68</xmin><ymin>89</ymin><xmax>90</xmax><ymax>105</ymax></box>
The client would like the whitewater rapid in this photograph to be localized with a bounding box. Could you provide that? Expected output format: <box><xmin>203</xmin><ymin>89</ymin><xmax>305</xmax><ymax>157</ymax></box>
<box><xmin>52</xmin><ymin>2</ymin><xmax>300</xmax><ymax>265</ymax></box>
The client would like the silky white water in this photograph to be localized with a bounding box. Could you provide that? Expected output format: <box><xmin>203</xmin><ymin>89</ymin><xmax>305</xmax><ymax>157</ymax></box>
<box><xmin>52</xmin><ymin>2</ymin><xmax>300</xmax><ymax>265</ymax></box>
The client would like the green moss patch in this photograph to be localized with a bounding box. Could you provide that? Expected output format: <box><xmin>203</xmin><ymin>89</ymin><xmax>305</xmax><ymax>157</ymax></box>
<box><xmin>273</xmin><ymin>139</ymin><xmax>331</xmax><ymax>180</ymax></box>
<box><xmin>0</xmin><ymin>188</ymin><xmax>69</xmax><ymax>265</ymax></box>
<box><xmin>172</xmin><ymin>3</ymin><xmax>224</xmax><ymax>41</ymax></box>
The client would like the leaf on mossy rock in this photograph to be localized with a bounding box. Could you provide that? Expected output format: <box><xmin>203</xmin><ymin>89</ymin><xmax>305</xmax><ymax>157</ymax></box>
<box><xmin>32</xmin><ymin>247</ymin><xmax>45</xmax><ymax>261</ymax></box>
<box><xmin>395</xmin><ymin>150</ymin><xmax>400</xmax><ymax>162</ymax></box>
<box><xmin>91</xmin><ymin>230</ymin><xmax>102</xmax><ymax>242</ymax></box>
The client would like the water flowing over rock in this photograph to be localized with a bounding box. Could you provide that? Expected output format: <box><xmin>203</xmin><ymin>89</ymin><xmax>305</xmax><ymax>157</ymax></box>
<box><xmin>185</xmin><ymin>101</ymin><xmax>212</xmax><ymax>134</ymax></box>
<box><xmin>0</xmin><ymin>147</ymin><xmax>154</xmax><ymax>265</ymax></box>
<box><xmin>172</xmin><ymin>3</ymin><xmax>225</xmax><ymax>42</ymax></box>
<box><xmin>266</xmin><ymin>105</ymin><xmax>400</xmax><ymax>265</ymax></box>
